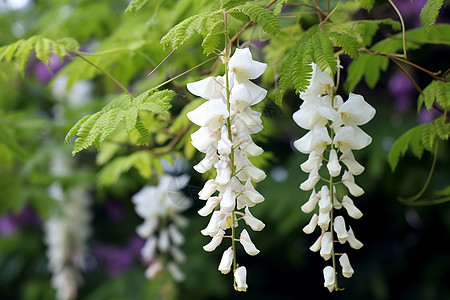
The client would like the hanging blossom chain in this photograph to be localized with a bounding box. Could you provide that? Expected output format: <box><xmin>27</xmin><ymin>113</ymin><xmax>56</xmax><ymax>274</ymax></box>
<box><xmin>186</xmin><ymin>43</ymin><xmax>267</xmax><ymax>291</ymax></box>
<box><xmin>132</xmin><ymin>174</ymin><xmax>191</xmax><ymax>282</ymax></box>
<box><xmin>293</xmin><ymin>62</ymin><xmax>376</xmax><ymax>292</ymax></box>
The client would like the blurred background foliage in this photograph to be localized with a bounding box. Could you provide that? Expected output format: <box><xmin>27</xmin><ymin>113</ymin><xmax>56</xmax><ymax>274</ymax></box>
<box><xmin>0</xmin><ymin>0</ymin><xmax>449</xmax><ymax>299</ymax></box>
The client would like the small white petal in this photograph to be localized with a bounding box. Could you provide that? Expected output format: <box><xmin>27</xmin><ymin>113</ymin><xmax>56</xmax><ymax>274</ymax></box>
<box><xmin>342</xmin><ymin>195</ymin><xmax>363</xmax><ymax>219</ymax></box>
<box><xmin>340</xmin><ymin>150</ymin><xmax>365</xmax><ymax>175</ymax></box>
<box><xmin>342</xmin><ymin>171</ymin><xmax>365</xmax><ymax>197</ymax></box>
<box><xmin>310</xmin><ymin>234</ymin><xmax>322</xmax><ymax>252</ymax></box>
<box><xmin>158</xmin><ymin>229</ymin><xmax>170</xmax><ymax>252</ymax></box>
<box><xmin>300</xmin><ymin>167</ymin><xmax>320</xmax><ymax>191</ymax></box>
<box><xmin>170</xmin><ymin>246</ymin><xmax>186</xmax><ymax>264</ymax></box>
<box><xmin>320</xmin><ymin>231</ymin><xmax>333</xmax><ymax>260</ymax></box>
<box><xmin>234</xmin><ymin>266</ymin><xmax>248</xmax><ymax>292</ymax></box>
<box><xmin>303</xmin><ymin>213</ymin><xmax>318</xmax><ymax>234</ymax></box>
<box><xmin>201</xmin><ymin>211</ymin><xmax>225</xmax><ymax>237</ymax></box>
<box><xmin>318</xmin><ymin>185</ymin><xmax>332</xmax><ymax>214</ymax></box>
<box><xmin>141</xmin><ymin>237</ymin><xmax>157</xmax><ymax>261</ymax></box>
<box><xmin>218</xmin><ymin>125</ymin><xmax>233</xmax><ymax>155</ymax></box>
<box><xmin>300</xmin><ymin>151</ymin><xmax>323</xmax><ymax>173</ymax></box>
<box><xmin>136</xmin><ymin>218</ymin><xmax>158</xmax><ymax>238</ymax></box>
<box><xmin>294</xmin><ymin>128</ymin><xmax>332</xmax><ymax>154</ymax></box>
<box><xmin>327</xmin><ymin>149</ymin><xmax>341</xmax><ymax>177</ymax></box>
<box><xmin>186</xmin><ymin>76</ymin><xmax>225</xmax><ymax>100</ymax></box>
<box><xmin>301</xmin><ymin>189</ymin><xmax>319</xmax><ymax>213</ymax></box>
<box><xmin>347</xmin><ymin>227</ymin><xmax>363</xmax><ymax>249</ymax></box>
<box><xmin>323</xmin><ymin>266</ymin><xmax>335</xmax><ymax>292</ymax></box>
<box><xmin>168</xmin><ymin>224</ymin><xmax>184</xmax><ymax>245</ymax></box>
<box><xmin>214</xmin><ymin>156</ymin><xmax>232</xmax><ymax>185</ymax></box>
<box><xmin>198</xmin><ymin>196</ymin><xmax>220</xmax><ymax>217</ymax></box>
<box><xmin>145</xmin><ymin>259</ymin><xmax>163</xmax><ymax>279</ymax></box>
<box><xmin>194</xmin><ymin>149</ymin><xmax>218</xmax><ymax>173</ymax></box>
<box><xmin>333</xmin><ymin>216</ymin><xmax>349</xmax><ymax>243</ymax></box>
<box><xmin>203</xmin><ymin>228</ymin><xmax>225</xmax><ymax>252</ymax></box>
<box><xmin>318</xmin><ymin>211</ymin><xmax>330</xmax><ymax>231</ymax></box>
<box><xmin>339</xmin><ymin>253</ymin><xmax>354</xmax><ymax>278</ymax></box>
<box><xmin>218</xmin><ymin>247</ymin><xmax>234</xmax><ymax>274</ymax></box>
<box><xmin>238</xmin><ymin>179</ymin><xmax>264</xmax><ymax>209</ymax></box>
<box><xmin>198</xmin><ymin>179</ymin><xmax>218</xmax><ymax>200</ymax></box>
<box><xmin>168</xmin><ymin>261</ymin><xmax>185</xmax><ymax>282</ymax></box>
<box><xmin>338</xmin><ymin>93</ymin><xmax>376</xmax><ymax>126</ymax></box>
<box><xmin>240</xmin><ymin>229</ymin><xmax>260</xmax><ymax>256</ymax></box>
<box><xmin>229</xmin><ymin>48</ymin><xmax>267</xmax><ymax>82</ymax></box>
<box><xmin>243</xmin><ymin>207</ymin><xmax>265</xmax><ymax>231</ymax></box>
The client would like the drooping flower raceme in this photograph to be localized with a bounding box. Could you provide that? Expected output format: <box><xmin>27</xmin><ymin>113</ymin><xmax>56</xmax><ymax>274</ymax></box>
<box><xmin>45</xmin><ymin>153</ymin><xmax>91</xmax><ymax>300</ymax></box>
<box><xmin>187</xmin><ymin>48</ymin><xmax>267</xmax><ymax>291</ymax></box>
<box><xmin>132</xmin><ymin>174</ymin><xmax>190</xmax><ymax>282</ymax></box>
<box><xmin>293</xmin><ymin>62</ymin><xmax>375</xmax><ymax>292</ymax></box>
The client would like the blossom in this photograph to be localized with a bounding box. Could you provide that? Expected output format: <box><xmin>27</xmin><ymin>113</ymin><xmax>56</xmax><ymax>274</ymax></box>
<box><xmin>293</xmin><ymin>61</ymin><xmax>375</xmax><ymax>291</ymax></box>
<box><xmin>132</xmin><ymin>174</ymin><xmax>190</xmax><ymax>282</ymax></box>
<box><xmin>187</xmin><ymin>47</ymin><xmax>267</xmax><ymax>291</ymax></box>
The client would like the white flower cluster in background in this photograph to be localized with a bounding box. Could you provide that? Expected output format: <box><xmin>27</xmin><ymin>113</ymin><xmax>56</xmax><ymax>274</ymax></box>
<box><xmin>132</xmin><ymin>174</ymin><xmax>190</xmax><ymax>282</ymax></box>
<box><xmin>293</xmin><ymin>62</ymin><xmax>375</xmax><ymax>292</ymax></box>
<box><xmin>186</xmin><ymin>48</ymin><xmax>267</xmax><ymax>291</ymax></box>
<box><xmin>45</xmin><ymin>178</ymin><xmax>91</xmax><ymax>300</ymax></box>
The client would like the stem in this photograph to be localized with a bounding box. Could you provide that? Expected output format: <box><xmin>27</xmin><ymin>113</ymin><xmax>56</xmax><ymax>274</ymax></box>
<box><xmin>153</xmin><ymin>56</ymin><xmax>217</xmax><ymax>90</ymax></box>
<box><xmin>329</xmin><ymin>175</ymin><xmax>339</xmax><ymax>291</ymax></box>
<box><xmin>148</xmin><ymin>48</ymin><xmax>176</xmax><ymax>76</ymax></box>
<box><xmin>398</xmin><ymin>141</ymin><xmax>439</xmax><ymax>203</ymax></box>
<box><xmin>72</xmin><ymin>51</ymin><xmax>131</xmax><ymax>95</ymax></box>
<box><xmin>388</xmin><ymin>0</ymin><xmax>407</xmax><ymax>59</ymax></box>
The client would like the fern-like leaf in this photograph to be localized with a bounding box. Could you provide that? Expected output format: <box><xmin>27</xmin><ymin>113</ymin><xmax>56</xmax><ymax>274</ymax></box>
<box><xmin>421</xmin><ymin>122</ymin><xmax>437</xmax><ymax>152</ymax></box>
<box><xmin>67</xmin><ymin>90</ymin><xmax>175</xmax><ymax>155</ymax></box>
<box><xmin>311</xmin><ymin>32</ymin><xmax>337</xmax><ymax>73</ymax></box>
<box><xmin>273</xmin><ymin>0</ymin><xmax>288</xmax><ymax>16</ymax></box>
<box><xmin>328</xmin><ymin>32</ymin><xmax>359</xmax><ymax>58</ymax></box>
<box><xmin>221</xmin><ymin>0</ymin><xmax>248</xmax><ymax>10</ymax></box>
<box><xmin>420</xmin><ymin>0</ymin><xmax>444</xmax><ymax>31</ymax></box>
<box><xmin>201</xmin><ymin>17</ymin><xmax>224</xmax><ymax>55</ymax></box>
<box><xmin>435</xmin><ymin>81</ymin><xmax>450</xmax><ymax>110</ymax></box>
<box><xmin>35</xmin><ymin>38</ymin><xmax>52</xmax><ymax>68</ymax></box>
<box><xmin>233</xmin><ymin>3</ymin><xmax>281</xmax><ymax>36</ymax></box>
<box><xmin>160</xmin><ymin>13</ymin><xmax>210</xmax><ymax>50</ymax></box>
<box><xmin>388</xmin><ymin>125</ymin><xmax>424</xmax><ymax>171</ymax></box>
<box><xmin>418</xmin><ymin>80</ymin><xmax>438</xmax><ymax>111</ymax></box>
<box><xmin>125</xmin><ymin>0</ymin><xmax>149</xmax><ymax>15</ymax></box>
<box><xmin>433</xmin><ymin>116</ymin><xmax>450</xmax><ymax>140</ymax></box>
<box><xmin>358</xmin><ymin>0</ymin><xmax>375</xmax><ymax>12</ymax></box>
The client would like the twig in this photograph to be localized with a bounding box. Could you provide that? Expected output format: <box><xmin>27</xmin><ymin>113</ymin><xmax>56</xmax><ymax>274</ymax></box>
<box><xmin>148</xmin><ymin>48</ymin><xmax>176</xmax><ymax>76</ymax></box>
<box><xmin>388</xmin><ymin>0</ymin><xmax>407</xmax><ymax>59</ymax></box>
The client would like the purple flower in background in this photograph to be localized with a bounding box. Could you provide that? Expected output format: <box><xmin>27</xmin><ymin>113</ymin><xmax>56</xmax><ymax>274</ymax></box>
<box><xmin>418</xmin><ymin>107</ymin><xmax>440</xmax><ymax>124</ymax></box>
<box><xmin>101</xmin><ymin>199</ymin><xmax>126</xmax><ymax>221</ymax></box>
<box><xmin>388</xmin><ymin>70</ymin><xmax>416</xmax><ymax>112</ymax></box>
<box><xmin>395</xmin><ymin>0</ymin><xmax>428</xmax><ymax>28</ymax></box>
<box><xmin>35</xmin><ymin>54</ymin><xmax>66</xmax><ymax>83</ymax></box>
<box><xmin>92</xmin><ymin>236</ymin><xmax>145</xmax><ymax>277</ymax></box>
<box><xmin>0</xmin><ymin>205</ymin><xmax>41</xmax><ymax>235</ymax></box>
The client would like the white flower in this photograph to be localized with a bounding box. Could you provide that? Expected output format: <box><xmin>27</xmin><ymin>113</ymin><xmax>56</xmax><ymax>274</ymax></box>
<box><xmin>234</xmin><ymin>150</ymin><xmax>266</xmax><ymax>182</ymax></box>
<box><xmin>168</xmin><ymin>224</ymin><xmax>185</xmax><ymax>245</ymax></box>
<box><xmin>323</xmin><ymin>266</ymin><xmax>336</xmax><ymax>292</ymax></box>
<box><xmin>320</xmin><ymin>231</ymin><xmax>333</xmax><ymax>260</ymax></box>
<box><xmin>203</xmin><ymin>228</ymin><xmax>225</xmax><ymax>252</ymax></box>
<box><xmin>237</xmin><ymin>179</ymin><xmax>265</xmax><ymax>209</ymax></box>
<box><xmin>303</xmin><ymin>213</ymin><xmax>319</xmax><ymax>234</ymax></box>
<box><xmin>187</xmin><ymin>98</ymin><xmax>229</xmax><ymax>131</ymax></box>
<box><xmin>347</xmin><ymin>227</ymin><xmax>363</xmax><ymax>250</ymax></box>
<box><xmin>300</xmin><ymin>151</ymin><xmax>323</xmax><ymax>173</ymax></box>
<box><xmin>342</xmin><ymin>171</ymin><xmax>365</xmax><ymax>197</ymax></box>
<box><xmin>342</xmin><ymin>196</ymin><xmax>363</xmax><ymax>219</ymax></box>
<box><xmin>333</xmin><ymin>216</ymin><xmax>349</xmax><ymax>243</ymax></box>
<box><xmin>191</xmin><ymin>126</ymin><xmax>219</xmax><ymax>154</ymax></box>
<box><xmin>234</xmin><ymin>266</ymin><xmax>248</xmax><ymax>292</ymax></box>
<box><xmin>198</xmin><ymin>179</ymin><xmax>219</xmax><ymax>200</ymax></box>
<box><xmin>318</xmin><ymin>186</ymin><xmax>332</xmax><ymax>214</ymax></box>
<box><xmin>229</xmin><ymin>48</ymin><xmax>267</xmax><ymax>83</ymax></box>
<box><xmin>294</xmin><ymin>127</ymin><xmax>332</xmax><ymax>154</ymax></box>
<box><xmin>187</xmin><ymin>76</ymin><xmax>225</xmax><ymax>101</ymax></box>
<box><xmin>339</xmin><ymin>253</ymin><xmax>354</xmax><ymax>278</ymax></box>
<box><xmin>327</xmin><ymin>149</ymin><xmax>341</xmax><ymax>177</ymax></box>
<box><xmin>333</xmin><ymin>125</ymin><xmax>372</xmax><ymax>153</ymax></box>
<box><xmin>214</xmin><ymin>156</ymin><xmax>232</xmax><ymax>185</ymax></box>
<box><xmin>201</xmin><ymin>211</ymin><xmax>225</xmax><ymax>237</ymax></box>
<box><xmin>145</xmin><ymin>259</ymin><xmax>163</xmax><ymax>279</ymax></box>
<box><xmin>339</xmin><ymin>150</ymin><xmax>365</xmax><ymax>175</ymax></box>
<box><xmin>310</xmin><ymin>234</ymin><xmax>322</xmax><ymax>252</ymax></box>
<box><xmin>301</xmin><ymin>189</ymin><xmax>319</xmax><ymax>213</ymax></box>
<box><xmin>158</xmin><ymin>228</ymin><xmax>170</xmax><ymax>251</ymax></box>
<box><xmin>141</xmin><ymin>236</ymin><xmax>157</xmax><ymax>261</ymax></box>
<box><xmin>300</xmin><ymin>63</ymin><xmax>334</xmax><ymax>101</ymax></box>
<box><xmin>239</xmin><ymin>229</ymin><xmax>260</xmax><ymax>256</ymax></box>
<box><xmin>197</xmin><ymin>196</ymin><xmax>220</xmax><ymax>217</ymax></box>
<box><xmin>168</xmin><ymin>261</ymin><xmax>185</xmax><ymax>282</ymax></box>
<box><xmin>300</xmin><ymin>166</ymin><xmax>321</xmax><ymax>191</ymax></box>
<box><xmin>243</xmin><ymin>207</ymin><xmax>265</xmax><ymax>231</ymax></box>
<box><xmin>218</xmin><ymin>125</ymin><xmax>233</xmax><ymax>155</ymax></box>
<box><xmin>318</xmin><ymin>211</ymin><xmax>331</xmax><ymax>231</ymax></box>
<box><xmin>338</xmin><ymin>93</ymin><xmax>376</xmax><ymax>126</ymax></box>
<box><xmin>193</xmin><ymin>148</ymin><xmax>219</xmax><ymax>173</ymax></box>
<box><xmin>218</xmin><ymin>247</ymin><xmax>234</xmax><ymax>274</ymax></box>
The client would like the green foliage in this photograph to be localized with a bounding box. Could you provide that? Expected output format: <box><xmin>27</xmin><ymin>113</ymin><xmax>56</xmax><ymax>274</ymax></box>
<box><xmin>65</xmin><ymin>90</ymin><xmax>175</xmax><ymax>155</ymax></box>
<box><xmin>418</xmin><ymin>80</ymin><xmax>450</xmax><ymax>111</ymax></box>
<box><xmin>358</xmin><ymin>0</ymin><xmax>375</xmax><ymax>12</ymax></box>
<box><xmin>220</xmin><ymin>0</ymin><xmax>248</xmax><ymax>10</ymax></box>
<box><xmin>0</xmin><ymin>36</ymin><xmax>79</xmax><ymax>73</ymax></box>
<box><xmin>125</xmin><ymin>0</ymin><xmax>150</xmax><ymax>15</ymax></box>
<box><xmin>420</xmin><ymin>0</ymin><xmax>444</xmax><ymax>32</ymax></box>
<box><xmin>328</xmin><ymin>32</ymin><xmax>360</xmax><ymax>58</ymax></box>
<box><xmin>388</xmin><ymin>116</ymin><xmax>450</xmax><ymax>171</ymax></box>
<box><xmin>273</xmin><ymin>0</ymin><xmax>288</xmax><ymax>16</ymax></box>
<box><xmin>233</xmin><ymin>3</ymin><xmax>281</xmax><ymax>36</ymax></box>
<box><xmin>160</xmin><ymin>12</ymin><xmax>223</xmax><ymax>55</ymax></box>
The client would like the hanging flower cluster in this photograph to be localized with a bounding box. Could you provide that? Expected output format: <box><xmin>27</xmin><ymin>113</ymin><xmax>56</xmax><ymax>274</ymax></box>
<box><xmin>186</xmin><ymin>48</ymin><xmax>267</xmax><ymax>291</ymax></box>
<box><xmin>132</xmin><ymin>174</ymin><xmax>190</xmax><ymax>282</ymax></box>
<box><xmin>45</xmin><ymin>183</ymin><xmax>91</xmax><ymax>300</ymax></box>
<box><xmin>293</xmin><ymin>63</ymin><xmax>375</xmax><ymax>292</ymax></box>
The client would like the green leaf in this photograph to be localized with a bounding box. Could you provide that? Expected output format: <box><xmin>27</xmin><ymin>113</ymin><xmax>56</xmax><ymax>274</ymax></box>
<box><xmin>35</xmin><ymin>38</ymin><xmax>52</xmax><ymax>68</ymax></box>
<box><xmin>435</xmin><ymin>81</ymin><xmax>450</xmax><ymax>110</ymax></box>
<box><xmin>220</xmin><ymin>0</ymin><xmax>248</xmax><ymax>10</ymax></box>
<box><xmin>311</xmin><ymin>32</ymin><xmax>337</xmax><ymax>74</ymax></box>
<box><xmin>388</xmin><ymin>125</ymin><xmax>425</xmax><ymax>170</ymax></box>
<box><xmin>14</xmin><ymin>36</ymin><xmax>38</xmax><ymax>73</ymax></box>
<box><xmin>328</xmin><ymin>32</ymin><xmax>359</xmax><ymax>58</ymax></box>
<box><xmin>56</xmin><ymin>37</ymin><xmax>79</xmax><ymax>52</ymax></box>
<box><xmin>433</xmin><ymin>116</ymin><xmax>450</xmax><ymax>140</ymax></box>
<box><xmin>135</xmin><ymin>117</ymin><xmax>151</xmax><ymax>146</ymax></box>
<box><xmin>421</xmin><ymin>122</ymin><xmax>437</xmax><ymax>152</ymax></box>
<box><xmin>64</xmin><ymin>115</ymin><xmax>91</xmax><ymax>145</ymax></box>
<box><xmin>233</xmin><ymin>3</ymin><xmax>281</xmax><ymax>36</ymax></box>
<box><xmin>0</xmin><ymin>39</ymin><xmax>24</xmax><ymax>62</ymax></box>
<box><xmin>420</xmin><ymin>0</ymin><xmax>444</xmax><ymax>31</ymax></box>
<box><xmin>358</xmin><ymin>0</ymin><xmax>375</xmax><ymax>11</ymax></box>
<box><xmin>125</xmin><ymin>0</ymin><xmax>149</xmax><ymax>15</ymax></box>
<box><xmin>201</xmin><ymin>16</ymin><xmax>224</xmax><ymax>55</ymax></box>
<box><xmin>418</xmin><ymin>80</ymin><xmax>438</xmax><ymax>112</ymax></box>
<box><xmin>67</xmin><ymin>90</ymin><xmax>174</xmax><ymax>155</ymax></box>
<box><xmin>273</xmin><ymin>0</ymin><xmax>288</xmax><ymax>16</ymax></box>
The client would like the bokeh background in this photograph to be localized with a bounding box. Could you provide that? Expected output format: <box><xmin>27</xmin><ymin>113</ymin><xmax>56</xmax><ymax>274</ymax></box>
<box><xmin>0</xmin><ymin>0</ymin><xmax>449</xmax><ymax>299</ymax></box>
